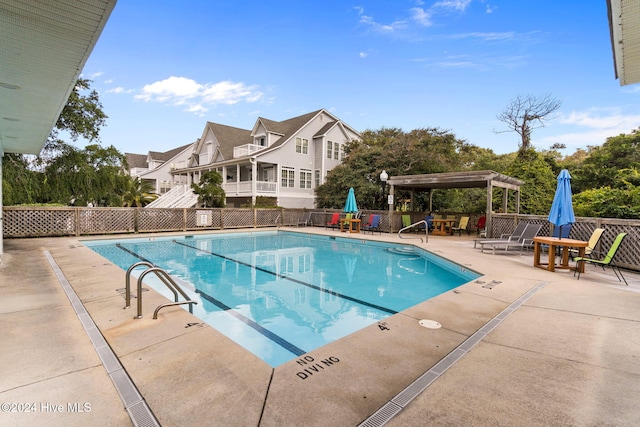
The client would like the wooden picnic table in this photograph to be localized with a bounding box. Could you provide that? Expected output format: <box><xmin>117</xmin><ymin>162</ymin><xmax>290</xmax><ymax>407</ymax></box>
<box><xmin>533</xmin><ymin>236</ymin><xmax>589</xmax><ymax>273</ymax></box>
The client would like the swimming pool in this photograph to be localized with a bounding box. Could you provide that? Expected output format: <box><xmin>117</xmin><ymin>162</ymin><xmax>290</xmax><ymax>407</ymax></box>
<box><xmin>85</xmin><ymin>231</ymin><xmax>479</xmax><ymax>367</ymax></box>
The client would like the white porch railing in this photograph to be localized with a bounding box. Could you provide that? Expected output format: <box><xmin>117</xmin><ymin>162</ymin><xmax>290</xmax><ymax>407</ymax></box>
<box><xmin>233</xmin><ymin>144</ymin><xmax>264</xmax><ymax>158</ymax></box>
<box><xmin>223</xmin><ymin>181</ymin><xmax>276</xmax><ymax>194</ymax></box>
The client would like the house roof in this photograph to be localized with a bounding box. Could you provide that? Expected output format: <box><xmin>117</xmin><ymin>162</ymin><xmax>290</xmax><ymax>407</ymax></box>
<box><xmin>205</xmin><ymin>122</ymin><xmax>252</xmax><ymax>160</ymax></box>
<box><xmin>125</xmin><ymin>153</ymin><xmax>148</xmax><ymax>170</ymax></box>
<box><xmin>314</xmin><ymin>121</ymin><xmax>338</xmax><ymax>137</ymax></box>
<box><xmin>608</xmin><ymin>0</ymin><xmax>640</xmax><ymax>85</ymax></box>
<box><xmin>148</xmin><ymin>143</ymin><xmax>193</xmax><ymax>162</ymax></box>
<box><xmin>0</xmin><ymin>0</ymin><xmax>117</xmax><ymax>155</ymax></box>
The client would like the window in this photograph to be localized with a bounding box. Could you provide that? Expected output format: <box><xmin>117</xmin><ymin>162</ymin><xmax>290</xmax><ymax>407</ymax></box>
<box><xmin>258</xmin><ymin>137</ymin><xmax>266</xmax><ymax>146</ymax></box>
<box><xmin>333</xmin><ymin>142</ymin><xmax>339</xmax><ymax>160</ymax></box>
<box><xmin>327</xmin><ymin>141</ymin><xmax>333</xmax><ymax>159</ymax></box>
<box><xmin>281</xmin><ymin>166</ymin><xmax>295</xmax><ymax>188</ymax></box>
<box><xmin>315</xmin><ymin>170</ymin><xmax>320</xmax><ymax>187</ymax></box>
<box><xmin>300</xmin><ymin>169</ymin><xmax>312</xmax><ymax>189</ymax></box>
<box><xmin>296</xmin><ymin>137</ymin><xmax>308</xmax><ymax>154</ymax></box>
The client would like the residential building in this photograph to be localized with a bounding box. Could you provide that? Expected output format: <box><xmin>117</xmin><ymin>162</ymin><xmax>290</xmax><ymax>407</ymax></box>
<box><xmin>163</xmin><ymin>108</ymin><xmax>360</xmax><ymax>208</ymax></box>
<box><xmin>126</xmin><ymin>143</ymin><xmax>195</xmax><ymax>194</ymax></box>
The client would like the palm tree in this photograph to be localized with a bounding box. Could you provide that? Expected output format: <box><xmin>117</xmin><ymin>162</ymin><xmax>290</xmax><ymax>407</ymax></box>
<box><xmin>122</xmin><ymin>177</ymin><xmax>158</xmax><ymax>207</ymax></box>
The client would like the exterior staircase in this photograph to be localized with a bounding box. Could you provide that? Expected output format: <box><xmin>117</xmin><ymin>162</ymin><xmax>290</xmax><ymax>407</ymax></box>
<box><xmin>146</xmin><ymin>184</ymin><xmax>199</xmax><ymax>208</ymax></box>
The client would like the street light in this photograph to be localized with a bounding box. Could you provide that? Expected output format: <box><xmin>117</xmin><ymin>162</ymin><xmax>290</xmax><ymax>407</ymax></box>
<box><xmin>380</xmin><ymin>170</ymin><xmax>388</xmax><ymax>209</ymax></box>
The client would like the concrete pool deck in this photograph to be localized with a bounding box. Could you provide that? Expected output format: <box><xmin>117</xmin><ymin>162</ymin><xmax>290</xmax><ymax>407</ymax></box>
<box><xmin>1</xmin><ymin>228</ymin><xmax>639</xmax><ymax>426</ymax></box>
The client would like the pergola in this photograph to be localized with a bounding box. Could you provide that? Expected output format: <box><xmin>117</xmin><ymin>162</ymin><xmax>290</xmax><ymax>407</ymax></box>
<box><xmin>384</xmin><ymin>170</ymin><xmax>524</xmax><ymax>236</ymax></box>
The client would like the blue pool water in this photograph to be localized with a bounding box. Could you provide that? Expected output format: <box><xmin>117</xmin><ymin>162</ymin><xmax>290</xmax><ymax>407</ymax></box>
<box><xmin>85</xmin><ymin>231</ymin><xmax>479</xmax><ymax>367</ymax></box>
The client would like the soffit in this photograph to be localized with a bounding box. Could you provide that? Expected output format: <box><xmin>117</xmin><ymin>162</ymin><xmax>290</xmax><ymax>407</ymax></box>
<box><xmin>0</xmin><ymin>0</ymin><xmax>116</xmax><ymax>155</ymax></box>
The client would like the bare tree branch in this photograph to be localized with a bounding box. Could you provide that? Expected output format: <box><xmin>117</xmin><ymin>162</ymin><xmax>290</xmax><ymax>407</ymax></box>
<box><xmin>496</xmin><ymin>93</ymin><xmax>562</xmax><ymax>153</ymax></box>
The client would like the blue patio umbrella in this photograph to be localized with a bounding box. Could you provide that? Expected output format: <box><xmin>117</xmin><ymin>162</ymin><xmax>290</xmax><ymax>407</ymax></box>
<box><xmin>344</xmin><ymin>187</ymin><xmax>358</xmax><ymax>213</ymax></box>
<box><xmin>547</xmin><ymin>169</ymin><xmax>576</xmax><ymax>239</ymax></box>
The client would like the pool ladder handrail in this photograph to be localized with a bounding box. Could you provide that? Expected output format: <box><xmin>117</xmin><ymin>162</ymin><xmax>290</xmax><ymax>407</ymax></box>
<box><xmin>125</xmin><ymin>261</ymin><xmax>197</xmax><ymax>319</ymax></box>
<box><xmin>398</xmin><ymin>220</ymin><xmax>428</xmax><ymax>243</ymax></box>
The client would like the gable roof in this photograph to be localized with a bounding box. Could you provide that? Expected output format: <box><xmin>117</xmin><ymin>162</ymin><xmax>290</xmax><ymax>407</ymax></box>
<box><xmin>148</xmin><ymin>143</ymin><xmax>193</xmax><ymax>162</ymax></box>
<box><xmin>205</xmin><ymin>122</ymin><xmax>252</xmax><ymax>161</ymax></box>
<box><xmin>125</xmin><ymin>153</ymin><xmax>148</xmax><ymax>170</ymax></box>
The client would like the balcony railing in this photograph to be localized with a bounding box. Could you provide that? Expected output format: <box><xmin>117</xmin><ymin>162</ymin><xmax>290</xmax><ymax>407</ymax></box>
<box><xmin>233</xmin><ymin>144</ymin><xmax>264</xmax><ymax>158</ymax></box>
<box><xmin>222</xmin><ymin>180</ymin><xmax>276</xmax><ymax>194</ymax></box>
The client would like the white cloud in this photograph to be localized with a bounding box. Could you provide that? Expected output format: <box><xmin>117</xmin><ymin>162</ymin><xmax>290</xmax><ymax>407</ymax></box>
<box><xmin>410</xmin><ymin>7</ymin><xmax>432</xmax><ymax>26</ymax></box>
<box><xmin>538</xmin><ymin>109</ymin><xmax>640</xmax><ymax>149</ymax></box>
<box><xmin>134</xmin><ymin>76</ymin><xmax>263</xmax><ymax>114</ymax></box>
<box><xmin>432</xmin><ymin>0</ymin><xmax>472</xmax><ymax>12</ymax></box>
<box><xmin>106</xmin><ymin>86</ymin><xmax>133</xmax><ymax>94</ymax></box>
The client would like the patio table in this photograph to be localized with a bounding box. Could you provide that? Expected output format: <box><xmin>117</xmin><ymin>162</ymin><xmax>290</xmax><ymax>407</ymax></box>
<box><xmin>533</xmin><ymin>236</ymin><xmax>588</xmax><ymax>273</ymax></box>
<box><xmin>431</xmin><ymin>219</ymin><xmax>455</xmax><ymax>236</ymax></box>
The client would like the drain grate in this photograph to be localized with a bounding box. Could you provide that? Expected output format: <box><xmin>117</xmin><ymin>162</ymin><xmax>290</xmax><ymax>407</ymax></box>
<box><xmin>358</xmin><ymin>280</ymin><xmax>549</xmax><ymax>426</ymax></box>
<box><xmin>45</xmin><ymin>251</ymin><xmax>160</xmax><ymax>427</ymax></box>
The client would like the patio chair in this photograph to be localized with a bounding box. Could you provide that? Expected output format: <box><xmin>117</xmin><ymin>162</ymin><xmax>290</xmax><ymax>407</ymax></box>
<box><xmin>297</xmin><ymin>211</ymin><xmax>312</xmax><ymax>227</ymax></box>
<box><xmin>474</xmin><ymin>221</ymin><xmax>528</xmax><ymax>249</ymax></box>
<box><xmin>569</xmin><ymin>227</ymin><xmax>604</xmax><ymax>259</ymax></box>
<box><xmin>574</xmin><ymin>232</ymin><xmax>628</xmax><ymax>285</ymax></box>
<box><xmin>326</xmin><ymin>212</ymin><xmax>340</xmax><ymax>230</ymax></box>
<box><xmin>481</xmin><ymin>223</ymin><xmax>542</xmax><ymax>255</ymax></box>
<box><xmin>402</xmin><ymin>215</ymin><xmax>412</xmax><ymax>228</ymax></box>
<box><xmin>451</xmin><ymin>216</ymin><xmax>470</xmax><ymax>236</ymax></box>
<box><xmin>475</xmin><ymin>216</ymin><xmax>486</xmax><ymax>237</ymax></box>
<box><xmin>362</xmin><ymin>214</ymin><xmax>381</xmax><ymax>234</ymax></box>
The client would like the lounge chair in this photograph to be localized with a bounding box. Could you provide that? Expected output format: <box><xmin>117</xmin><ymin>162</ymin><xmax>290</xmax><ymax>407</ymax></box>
<box><xmin>481</xmin><ymin>223</ymin><xmax>542</xmax><ymax>255</ymax></box>
<box><xmin>362</xmin><ymin>214</ymin><xmax>381</xmax><ymax>234</ymax></box>
<box><xmin>474</xmin><ymin>221</ymin><xmax>528</xmax><ymax>249</ymax></box>
<box><xmin>569</xmin><ymin>227</ymin><xmax>604</xmax><ymax>259</ymax></box>
<box><xmin>326</xmin><ymin>212</ymin><xmax>340</xmax><ymax>230</ymax></box>
<box><xmin>451</xmin><ymin>216</ymin><xmax>470</xmax><ymax>236</ymax></box>
<box><xmin>574</xmin><ymin>232</ymin><xmax>628</xmax><ymax>285</ymax></box>
<box><xmin>297</xmin><ymin>211</ymin><xmax>312</xmax><ymax>227</ymax></box>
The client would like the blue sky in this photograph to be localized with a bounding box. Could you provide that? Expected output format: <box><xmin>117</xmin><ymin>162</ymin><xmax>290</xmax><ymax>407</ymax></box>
<box><xmin>81</xmin><ymin>0</ymin><xmax>640</xmax><ymax>156</ymax></box>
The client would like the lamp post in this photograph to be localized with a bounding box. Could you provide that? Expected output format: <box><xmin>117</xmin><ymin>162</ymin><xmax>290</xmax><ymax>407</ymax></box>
<box><xmin>380</xmin><ymin>170</ymin><xmax>388</xmax><ymax>209</ymax></box>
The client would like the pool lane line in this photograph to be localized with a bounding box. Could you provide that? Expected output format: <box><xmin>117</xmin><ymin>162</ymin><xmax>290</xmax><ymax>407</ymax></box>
<box><xmin>195</xmin><ymin>289</ymin><xmax>306</xmax><ymax>357</ymax></box>
<box><xmin>115</xmin><ymin>243</ymin><xmax>156</xmax><ymax>265</ymax></box>
<box><xmin>114</xmin><ymin>242</ymin><xmax>306</xmax><ymax>358</ymax></box>
<box><xmin>173</xmin><ymin>240</ymin><xmax>398</xmax><ymax>315</ymax></box>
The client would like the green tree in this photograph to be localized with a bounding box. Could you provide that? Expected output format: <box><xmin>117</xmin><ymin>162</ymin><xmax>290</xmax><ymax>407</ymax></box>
<box><xmin>123</xmin><ymin>177</ymin><xmax>158</xmax><ymax>207</ymax></box>
<box><xmin>2</xmin><ymin>78</ymin><xmax>124</xmax><ymax>206</ymax></box>
<box><xmin>191</xmin><ymin>170</ymin><xmax>225</xmax><ymax>207</ymax></box>
<box><xmin>1</xmin><ymin>154</ymin><xmax>43</xmax><ymax>205</ymax></box>
<box><xmin>506</xmin><ymin>149</ymin><xmax>556</xmax><ymax>214</ymax></box>
<box><xmin>571</xmin><ymin>129</ymin><xmax>640</xmax><ymax>193</ymax></box>
<box><xmin>316</xmin><ymin>127</ymin><xmax>479</xmax><ymax>211</ymax></box>
<box><xmin>43</xmin><ymin>144</ymin><xmax>129</xmax><ymax>206</ymax></box>
<box><xmin>573</xmin><ymin>186</ymin><xmax>640</xmax><ymax>219</ymax></box>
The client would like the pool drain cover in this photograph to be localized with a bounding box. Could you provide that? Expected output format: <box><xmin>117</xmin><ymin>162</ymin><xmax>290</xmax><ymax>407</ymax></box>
<box><xmin>419</xmin><ymin>319</ymin><xmax>441</xmax><ymax>329</ymax></box>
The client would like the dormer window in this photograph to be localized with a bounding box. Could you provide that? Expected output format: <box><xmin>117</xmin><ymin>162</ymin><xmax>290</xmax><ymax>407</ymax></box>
<box><xmin>258</xmin><ymin>137</ymin><xmax>266</xmax><ymax>146</ymax></box>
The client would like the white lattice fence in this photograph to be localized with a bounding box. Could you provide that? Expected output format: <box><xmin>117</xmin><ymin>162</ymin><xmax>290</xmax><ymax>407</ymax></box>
<box><xmin>257</xmin><ymin>209</ymin><xmax>283</xmax><ymax>227</ymax></box>
<box><xmin>79</xmin><ymin>208</ymin><xmax>135</xmax><ymax>234</ymax></box>
<box><xmin>221</xmin><ymin>209</ymin><xmax>255</xmax><ymax>229</ymax></box>
<box><xmin>137</xmin><ymin>209</ymin><xmax>185</xmax><ymax>232</ymax></box>
<box><xmin>3</xmin><ymin>207</ymin><xmax>76</xmax><ymax>237</ymax></box>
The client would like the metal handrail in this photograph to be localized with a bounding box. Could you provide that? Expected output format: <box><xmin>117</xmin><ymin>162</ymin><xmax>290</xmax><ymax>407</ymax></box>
<box><xmin>398</xmin><ymin>220</ymin><xmax>429</xmax><ymax>243</ymax></box>
<box><xmin>124</xmin><ymin>262</ymin><xmax>197</xmax><ymax>319</ymax></box>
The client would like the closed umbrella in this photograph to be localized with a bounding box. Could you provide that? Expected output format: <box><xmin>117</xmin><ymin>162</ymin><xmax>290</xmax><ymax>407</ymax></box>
<box><xmin>547</xmin><ymin>169</ymin><xmax>576</xmax><ymax>239</ymax></box>
<box><xmin>344</xmin><ymin>187</ymin><xmax>358</xmax><ymax>213</ymax></box>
